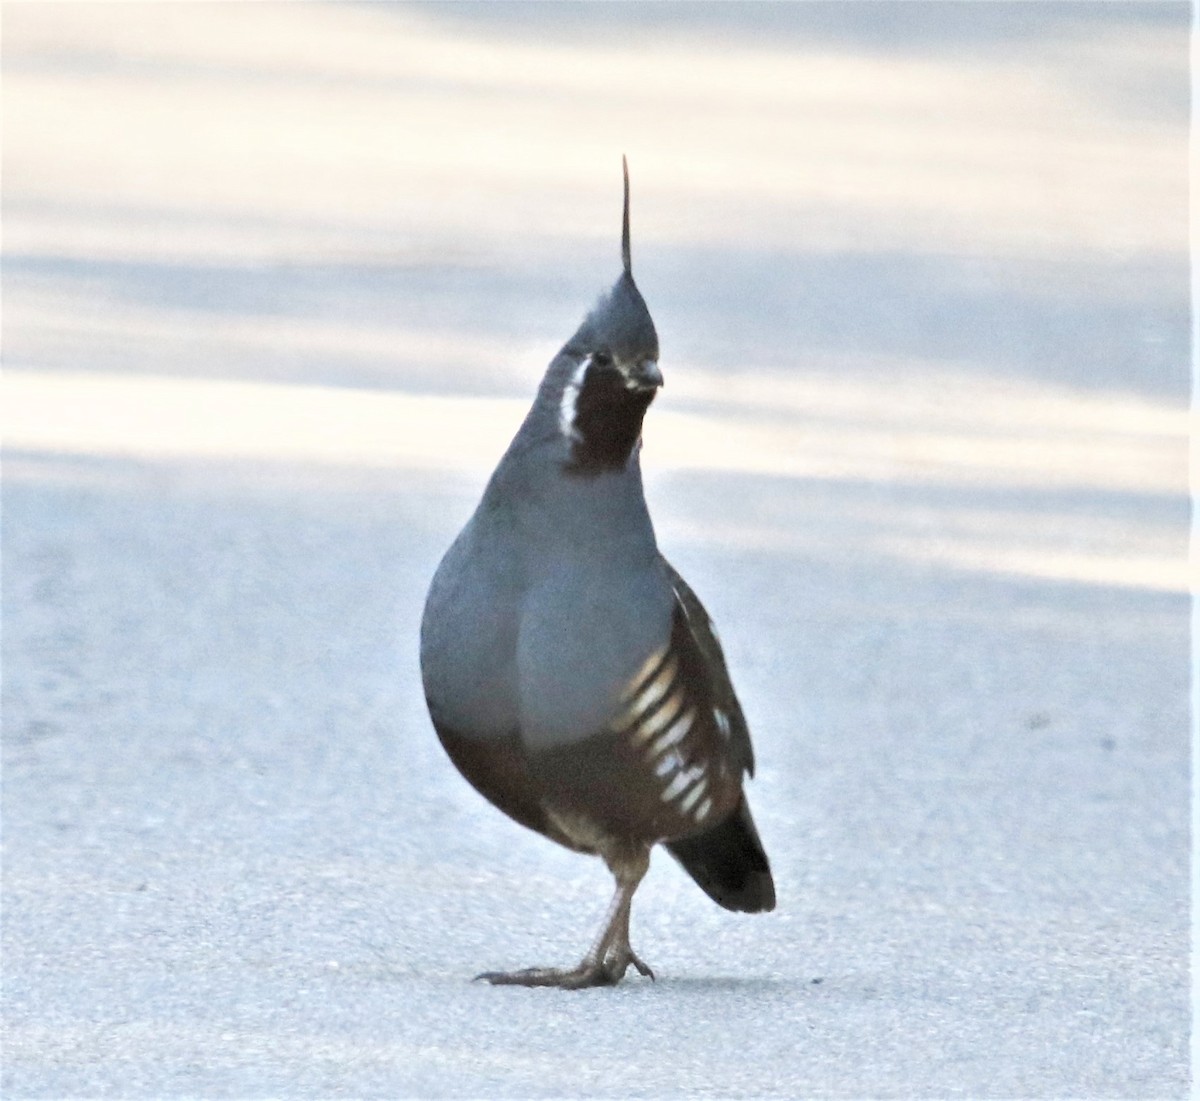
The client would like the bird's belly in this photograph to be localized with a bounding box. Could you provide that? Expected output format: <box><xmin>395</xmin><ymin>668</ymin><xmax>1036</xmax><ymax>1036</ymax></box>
<box><xmin>530</xmin><ymin>722</ymin><xmax>742</xmax><ymax>846</ymax></box>
<box><xmin>435</xmin><ymin>721</ymin><xmax>593</xmax><ymax>854</ymax></box>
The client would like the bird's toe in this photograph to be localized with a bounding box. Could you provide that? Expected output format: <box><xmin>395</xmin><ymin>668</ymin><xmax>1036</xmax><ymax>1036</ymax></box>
<box><xmin>474</xmin><ymin>966</ymin><xmax>561</xmax><ymax>986</ymax></box>
<box><xmin>626</xmin><ymin>949</ymin><xmax>656</xmax><ymax>981</ymax></box>
<box><xmin>473</xmin><ymin>956</ymin><xmax>651</xmax><ymax>989</ymax></box>
<box><xmin>602</xmin><ymin>944</ymin><xmax>655</xmax><ymax>984</ymax></box>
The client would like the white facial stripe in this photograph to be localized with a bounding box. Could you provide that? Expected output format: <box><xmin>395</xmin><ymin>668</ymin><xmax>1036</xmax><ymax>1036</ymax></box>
<box><xmin>694</xmin><ymin>796</ymin><xmax>713</xmax><ymax>822</ymax></box>
<box><xmin>558</xmin><ymin>359</ymin><xmax>589</xmax><ymax>442</ymax></box>
<box><xmin>714</xmin><ymin>708</ymin><xmax>732</xmax><ymax>740</ymax></box>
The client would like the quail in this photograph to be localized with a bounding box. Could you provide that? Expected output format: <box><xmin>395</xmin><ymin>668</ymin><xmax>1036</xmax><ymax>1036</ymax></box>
<box><xmin>420</xmin><ymin>159</ymin><xmax>774</xmax><ymax>988</ymax></box>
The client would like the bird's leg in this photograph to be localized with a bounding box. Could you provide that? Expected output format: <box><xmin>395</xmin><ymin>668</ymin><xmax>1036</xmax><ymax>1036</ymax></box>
<box><xmin>576</xmin><ymin>851</ymin><xmax>654</xmax><ymax>983</ymax></box>
<box><xmin>477</xmin><ymin>846</ymin><xmax>654</xmax><ymax>989</ymax></box>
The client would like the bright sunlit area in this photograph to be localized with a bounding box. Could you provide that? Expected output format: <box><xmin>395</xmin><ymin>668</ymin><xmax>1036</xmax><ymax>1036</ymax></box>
<box><xmin>4</xmin><ymin>3</ymin><xmax>1188</xmax><ymax>593</ymax></box>
<box><xmin>2</xmin><ymin>3</ymin><xmax>1189</xmax><ymax>1097</ymax></box>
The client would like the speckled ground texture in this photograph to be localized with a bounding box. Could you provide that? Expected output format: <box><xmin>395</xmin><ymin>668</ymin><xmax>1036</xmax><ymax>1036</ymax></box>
<box><xmin>2</xmin><ymin>3</ymin><xmax>1190</xmax><ymax>1098</ymax></box>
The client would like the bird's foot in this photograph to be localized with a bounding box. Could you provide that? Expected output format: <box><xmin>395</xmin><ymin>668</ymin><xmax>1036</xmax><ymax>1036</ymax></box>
<box><xmin>605</xmin><ymin>943</ymin><xmax>655</xmax><ymax>983</ymax></box>
<box><xmin>475</xmin><ymin>964</ymin><xmax>614</xmax><ymax>989</ymax></box>
<box><xmin>475</xmin><ymin>946</ymin><xmax>655</xmax><ymax>989</ymax></box>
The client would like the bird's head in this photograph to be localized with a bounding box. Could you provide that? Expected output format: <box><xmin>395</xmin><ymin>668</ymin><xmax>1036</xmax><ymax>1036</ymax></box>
<box><xmin>557</xmin><ymin>158</ymin><xmax>662</xmax><ymax>474</ymax></box>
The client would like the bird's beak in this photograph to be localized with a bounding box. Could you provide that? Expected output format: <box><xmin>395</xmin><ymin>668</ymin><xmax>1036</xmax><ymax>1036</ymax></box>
<box><xmin>627</xmin><ymin>359</ymin><xmax>663</xmax><ymax>391</ymax></box>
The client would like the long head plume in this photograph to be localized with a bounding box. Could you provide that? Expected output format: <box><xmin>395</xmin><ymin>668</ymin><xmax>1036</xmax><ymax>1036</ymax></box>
<box><xmin>621</xmin><ymin>155</ymin><xmax>632</xmax><ymax>278</ymax></box>
<box><xmin>558</xmin><ymin>154</ymin><xmax>657</xmax><ymax>368</ymax></box>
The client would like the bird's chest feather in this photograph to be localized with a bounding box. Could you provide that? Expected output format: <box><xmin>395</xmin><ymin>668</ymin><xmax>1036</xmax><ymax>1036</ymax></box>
<box><xmin>516</xmin><ymin>551</ymin><xmax>673</xmax><ymax>752</ymax></box>
<box><xmin>420</xmin><ymin>520</ymin><xmax>523</xmax><ymax>739</ymax></box>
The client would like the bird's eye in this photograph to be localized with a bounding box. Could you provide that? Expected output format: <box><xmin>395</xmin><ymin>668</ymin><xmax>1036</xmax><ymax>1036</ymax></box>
<box><xmin>591</xmin><ymin>351</ymin><xmax>613</xmax><ymax>368</ymax></box>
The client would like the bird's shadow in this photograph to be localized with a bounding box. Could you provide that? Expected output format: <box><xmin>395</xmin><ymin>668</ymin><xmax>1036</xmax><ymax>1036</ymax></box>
<box><xmin>616</xmin><ymin>973</ymin><xmax>796</xmax><ymax>995</ymax></box>
<box><xmin>349</xmin><ymin>937</ymin><xmax>813</xmax><ymax>994</ymax></box>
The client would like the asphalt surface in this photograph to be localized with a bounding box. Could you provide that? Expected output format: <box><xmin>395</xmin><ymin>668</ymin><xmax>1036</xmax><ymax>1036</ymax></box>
<box><xmin>2</xmin><ymin>3</ymin><xmax>1191</xmax><ymax>1097</ymax></box>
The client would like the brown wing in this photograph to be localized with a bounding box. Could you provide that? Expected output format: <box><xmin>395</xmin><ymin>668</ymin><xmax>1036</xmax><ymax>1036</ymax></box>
<box><xmin>658</xmin><ymin>557</ymin><xmax>755</xmax><ymax>776</ymax></box>
<box><xmin>535</xmin><ymin>559</ymin><xmax>753</xmax><ymax>845</ymax></box>
<box><xmin>444</xmin><ymin>559</ymin><xmax>756</xmax><ymax>852</ymax></box>
<box><xmin>615</xmin><ymin>566</ymin><xmax>752</xmax><ymax>827</ymax></box>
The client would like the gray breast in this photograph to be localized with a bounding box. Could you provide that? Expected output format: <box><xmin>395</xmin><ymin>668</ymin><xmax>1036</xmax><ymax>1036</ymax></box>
<box><xmin>419</xmin><ymin>517</ymin><xmax>522</xmax><ymax>740</ymax></box>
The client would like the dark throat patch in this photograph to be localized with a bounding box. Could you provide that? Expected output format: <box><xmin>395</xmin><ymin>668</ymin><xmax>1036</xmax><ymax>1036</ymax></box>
<box><xmin>563</xmin><ymin>360</ymin><xmax>656</xmax><ymax>475</ymax></box>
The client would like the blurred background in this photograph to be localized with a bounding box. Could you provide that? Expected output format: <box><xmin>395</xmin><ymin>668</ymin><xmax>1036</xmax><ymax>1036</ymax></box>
<box><xmin>3</xmin><ymin>3</ymin><xmax>1190</xmax><ymax>1097</ymax></box>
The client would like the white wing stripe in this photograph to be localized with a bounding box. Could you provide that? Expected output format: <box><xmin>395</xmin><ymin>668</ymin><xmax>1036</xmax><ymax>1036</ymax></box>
<box><xmin>678</xmin><ymin>776</ymin><xmax>709</xmax><ymax>813</ymax></box>
<box><xmin>648</xmin><ymin>706</ymin><xmax>694</xmax><ymax>756</ymax></box>
<box><xmin>662</xmin><ymin>767</ymin><xmax>703</xmax><ymax>802</ymax></box>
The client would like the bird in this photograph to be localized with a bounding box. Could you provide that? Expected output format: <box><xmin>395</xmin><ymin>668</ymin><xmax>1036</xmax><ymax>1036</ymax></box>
<box><xmin>419</xmin><ymin>158</ymin><xmax>774</xmax><ymax>988</ymax></box>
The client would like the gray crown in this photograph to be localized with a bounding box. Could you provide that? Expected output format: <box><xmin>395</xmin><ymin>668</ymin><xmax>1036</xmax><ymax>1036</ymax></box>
<box><xmin>419</xmin><ymin>159</ymin><xmax>774</xmax><ymax>988</ymax></box>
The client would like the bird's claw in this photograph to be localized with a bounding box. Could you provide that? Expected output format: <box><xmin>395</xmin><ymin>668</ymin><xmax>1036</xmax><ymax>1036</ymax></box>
<box><xmin>625</xmin><ymin>949</ymin><xmax>655</xmax><ymax>981</ymax></box>
<box><xmin>474</xmin><ymin>947</ymin><xmax>655</xmax><ymax>989</ymax></box>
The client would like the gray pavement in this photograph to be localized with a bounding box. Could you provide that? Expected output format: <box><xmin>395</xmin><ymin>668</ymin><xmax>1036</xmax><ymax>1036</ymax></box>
<box><xmin>2</xmin><ymin>3</ymin><xmax>1191</xmax><ymax>1097</ymax></box>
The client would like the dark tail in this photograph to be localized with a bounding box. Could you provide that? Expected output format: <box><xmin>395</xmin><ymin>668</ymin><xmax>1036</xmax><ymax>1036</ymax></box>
<box><xmin>666</xmin><ymin>796</ymin><xmax>775</xmax><ymax>913</ymax></box>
